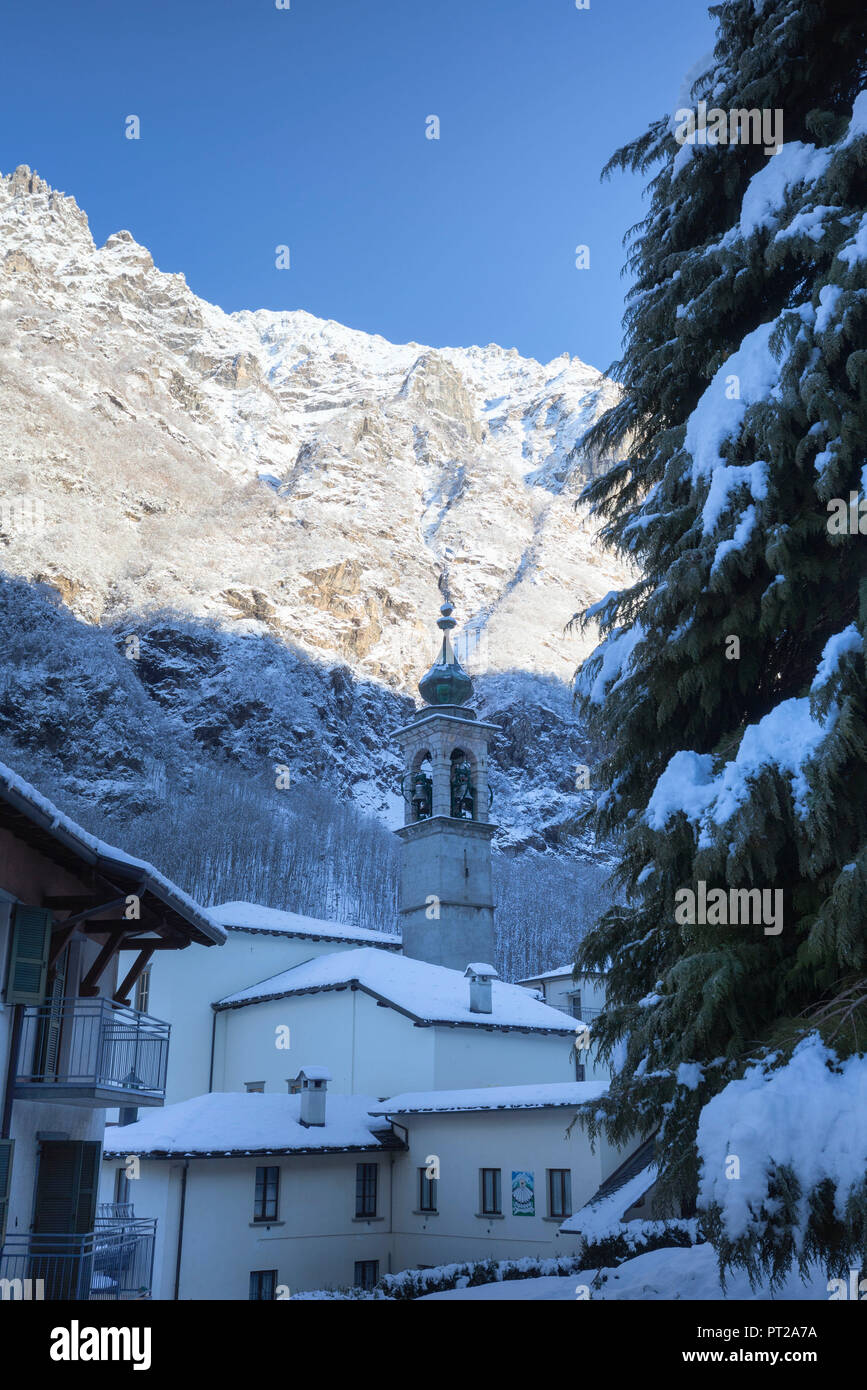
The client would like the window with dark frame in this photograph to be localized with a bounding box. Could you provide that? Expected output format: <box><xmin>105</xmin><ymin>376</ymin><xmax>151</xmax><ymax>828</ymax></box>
<box><xmin>575</xmin><ymin>1059</ymin><xmax>586</xmax><ymax>1081</ymax></box>
<box><xmin>418</xmin><ymin>1167</ymin><xmax>437</xmax><ymax>1212</ymax></box>
<box><xmin>253</xmin><ymin>1165</ymin><xmax>279</xmax><ymax>1222</ymax></box>
<box><xmin>134</xmin><ymin>964</ymin><xmax>151</xmax><ymax>1015</ymax></box>
<box><xmin>114</xmin><ymin>1166</ymin><xmax>131</xmax><ymax>1207</ymax></box>
<box><xmin>249</xmin><ymin>1269</ymin><xmax>277</xmax><ymax>1300</ymax></box>
<box><xmin>355</xmin><ymin>1162</ymin><xmax>378</xmax><ymax>1217</ymax></box>
<box><xmin>548</xmin><ymin>1169</ymin><xmax>572</xmax><ymax>1219</ymax></box>
<box><xmin>480</xmin><ymin>1167</ymin><xmax>501</xmax><ymax>1215</ymax></box>
<box><xmin>354</xmin><ymin>1259</ymin><xmax>379</xmax><ymax>1291</ymax></box>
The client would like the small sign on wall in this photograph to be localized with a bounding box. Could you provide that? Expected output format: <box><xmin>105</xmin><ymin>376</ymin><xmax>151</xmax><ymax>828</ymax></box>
<box><xmin>512</xmin><ymin>1170</ymin><xmax>534</xmax><ymax>1216</ymax></box>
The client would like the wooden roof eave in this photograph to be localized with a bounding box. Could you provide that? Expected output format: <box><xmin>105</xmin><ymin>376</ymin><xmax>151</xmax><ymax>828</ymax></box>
<box><xmin>0</xmin><ymin>791</ymin><xmax>222</xmax><ymax>947</ymax></box>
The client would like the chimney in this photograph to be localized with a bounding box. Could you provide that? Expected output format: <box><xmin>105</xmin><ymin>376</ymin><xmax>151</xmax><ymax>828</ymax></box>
<box><xmin>465</xmin><ymin>963</ymin><xmax>498</xmax><ymax>1015</ymax></box>
<box><xmin>296</xmin><ymin>1067</ymin><xmax>332</xmax><ymax>1126</ymax></box>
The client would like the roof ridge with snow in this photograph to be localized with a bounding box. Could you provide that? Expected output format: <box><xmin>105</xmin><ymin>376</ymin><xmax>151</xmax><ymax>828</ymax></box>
<box><xmin>214</xmin><ymin>946</ymin><xmax>579</xmax><ymax>1034</ymax></box>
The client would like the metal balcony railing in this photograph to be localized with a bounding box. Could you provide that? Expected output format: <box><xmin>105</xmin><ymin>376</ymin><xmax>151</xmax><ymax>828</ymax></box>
<box><xmin>571</xmin><ymin>1004</ymin><xmax>602</xmax><ymax>1023</ymax></box>
<box><xmin>0</xmin><ymin>1220</ymin><xmax>156</xmax><ymax>1300</ymax></box>
<box><xmin>14</xmin><ymin>996</ymin><xmax>170</xmax><ymax>1106</ymax></box>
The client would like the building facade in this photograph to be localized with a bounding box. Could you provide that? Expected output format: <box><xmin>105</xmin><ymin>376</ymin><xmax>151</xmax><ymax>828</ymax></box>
<box><xmin>102</xmin><ymin>1078</ymin><xmax>622</xmax><ymax>1297</ymax></box>
<box><xmin>518</xmin><ymin>966</ymin><xmax>609</xmax><ymax>1082</ymax></box>
<box><xmin>0</xmin><ymin>761</ymin><xmax>225</xmax><ymax>1301</ymax></box>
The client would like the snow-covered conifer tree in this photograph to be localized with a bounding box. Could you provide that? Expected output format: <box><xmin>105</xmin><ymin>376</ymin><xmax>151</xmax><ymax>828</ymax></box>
<box><xmin>573</xmin><ymin>0</ymin><xmax>867</xmax><ymax>1284</ymax></box>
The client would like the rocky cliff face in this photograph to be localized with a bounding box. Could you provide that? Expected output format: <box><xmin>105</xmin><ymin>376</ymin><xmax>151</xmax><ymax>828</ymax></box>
<box><xmin>0</xmin><ymin>164</ymin><xmax>624</xmax><ymax>686</ymax></box>
<box><xmin>0</xmin><ymin>165</ymin><xmax>622</xmax><ymax>865</ymax></box>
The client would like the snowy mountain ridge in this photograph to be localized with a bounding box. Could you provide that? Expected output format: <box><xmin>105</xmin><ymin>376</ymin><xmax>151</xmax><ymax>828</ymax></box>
<box><xmin>0</xmin><ymin>163</ymin><xmax>626</xmax><ymax>692</ymax></box>
<box><xmin>0</xmin><ymin>164</ymin><xmax>623</xmax><ymax>894</ymax></box>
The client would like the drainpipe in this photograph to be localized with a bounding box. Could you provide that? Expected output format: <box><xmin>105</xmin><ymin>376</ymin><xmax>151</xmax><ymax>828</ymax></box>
<box><xmin>208</xmin><ymin>1007</ymin><xmax>217</xmax><ymax>1092</ymax></box>
<box><xmin>385</xmin><ymin>1120</ymin><xmax>407</xmax><ymax>1276</ymax></box>
<box><xmin>173</xmin><ymin>1160</ymin><xmax>189</xmax><ymax>1301</ymax></box>
<box><xmin>388</xmin><ymin>1153</ymin><xmax>394</xmax><ymax>1274</ymax></box>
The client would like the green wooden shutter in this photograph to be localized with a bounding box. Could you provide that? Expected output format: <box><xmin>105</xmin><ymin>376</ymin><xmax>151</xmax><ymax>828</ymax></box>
<box><xmin>0</xmin><ymin>1138</ymin><xmax>13</xmax><ymax>1245</ymax></box>
<box><xmin>33</xmin><ymin>1141</ymin><xmax>101</xmax><ymax>1234</ymax></box>
<box><xmin>75</xmin><ymin>1143</ymin><xmax>100</xmax><ymax>1233</ymax></box>
<box><xmin>6</xmin><ymin>905</ymin><xmax>53</xmax><ymax>1004</ymax></box>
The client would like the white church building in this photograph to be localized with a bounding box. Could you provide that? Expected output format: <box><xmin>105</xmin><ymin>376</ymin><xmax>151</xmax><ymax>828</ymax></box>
<box><xmin>101</xmin><ymin>605</ymin><xmax>627</xmax><ymax>1297</ymax></box>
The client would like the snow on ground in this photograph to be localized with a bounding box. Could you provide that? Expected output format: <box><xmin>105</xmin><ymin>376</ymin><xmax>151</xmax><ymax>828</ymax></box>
<box><xmin>419</xmin><ymin>1243</ymin><xmax>831</xmax><ymax>1301</ymax></box>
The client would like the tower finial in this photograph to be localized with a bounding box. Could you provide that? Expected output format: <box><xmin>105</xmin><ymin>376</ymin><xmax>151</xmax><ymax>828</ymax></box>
<box><xmin>437</xmin><ymin>602</ymin><xmax>456</xmax><ymax>632</ymax></box>
<box><xmin>418</xmin><ymin>603</ymin><xmax>473</xmax><ymax>707</ymax></box>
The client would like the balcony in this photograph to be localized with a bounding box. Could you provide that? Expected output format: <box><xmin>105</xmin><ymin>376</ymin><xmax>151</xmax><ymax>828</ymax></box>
<box><xmin>14</xmin><ymin>996</ymin><xmax>170</xmax><ymax>1107</ymax></box>
<box><xmin>0</xmin><ymin>1218</ymin><xmax>156</xmax><ymax>1300</ymax></box>
<box><xmin>570</xmin><ymin>1004</ymin><xmax>602</xmax><ymax>1023</ymax></box>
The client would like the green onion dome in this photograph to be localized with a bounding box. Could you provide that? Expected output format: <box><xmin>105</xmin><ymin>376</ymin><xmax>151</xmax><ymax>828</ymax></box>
<box><xmin>418</xmin><ymin>603</ymin><xmax>474</xmax><ymax>707</ymax></box>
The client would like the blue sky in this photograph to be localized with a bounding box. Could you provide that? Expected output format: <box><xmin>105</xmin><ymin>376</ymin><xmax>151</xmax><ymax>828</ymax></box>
<box><xmin>1</xmin><ymin>0</ymin><xmax>717</xmax><ymax>372</ymax></box>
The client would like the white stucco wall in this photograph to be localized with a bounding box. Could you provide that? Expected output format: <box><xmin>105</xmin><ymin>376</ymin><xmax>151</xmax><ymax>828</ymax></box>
<box><xmin>431</xmin><ymin>1026</ymin><xmax>575</xmax><ymax>1090</ymax></box>
<box><xmin>214</xmin><ymin>988</ymin><xmax>576</xmax><ymax>1098</ymax></box>
<box><xmin>388</xmin><ymin>1107</ymin><xmax>600</xmax><ymax>1270</ymax></box>
<box><xmin>102</xmin><ymin>1150</ymin><xmax>396</xmax><ymax>1298</ymax></box>
<box><xmin>147</xmin><ymin>930</ymin><xmax>390</xmax><ymax>1104</ymax></box>
<box><xmin>214</xmin><ymin>988</ymin><xmax>435</xmax><ymax>1096</ymax></box>
<box><xmin>520</xmin><ymin>972</ymin><xmax>609</xmax><ymax>1082</ymax></box>
<box><xmin>100</xmin><ymin>1101</ymin><xmax>632</xmax><ymax>1298</ymax></box>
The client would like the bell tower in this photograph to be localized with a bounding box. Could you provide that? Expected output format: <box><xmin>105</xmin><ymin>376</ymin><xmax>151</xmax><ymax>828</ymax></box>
<box><xmin>395</xmin><ymin>604</ymin><xmax>497</xmax><ymax>971</ymax></box>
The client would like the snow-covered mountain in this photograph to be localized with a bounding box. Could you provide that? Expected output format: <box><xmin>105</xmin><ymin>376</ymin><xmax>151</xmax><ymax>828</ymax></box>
<box><xmin>0</xmin><ymin>165</ymin><xmax>624</xmax><ymax>895</ymax></box>
<box><xmin>0</xmin><ymin>164</ymin><xmax>624</xmax><ymax>690</ymax></box>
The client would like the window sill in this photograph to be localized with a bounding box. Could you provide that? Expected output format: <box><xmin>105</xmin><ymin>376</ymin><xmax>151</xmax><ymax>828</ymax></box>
<box><xmin>352</xmin><ymin>1215</ymin><xmax>384</xmax><ymax>1223</ymax></box>
<box><xmin>542</xmin><ymin>1215</ymin><xmax>570</xmax><ymax>1223</ymax></box>
<box><xmin>412</xmin><ymin>1209</ymin><xmax>439</xmax><ymax>1217</ymax></box>
<box><xmin>250</xmin><ymin>1220</ymin><xmax>285</xmax><ymax>1228</ymax></box>
<box><xmin>475</xmin><ymin>1212</ymin><xmax>505</xmax><ymax>1220</ymax></box>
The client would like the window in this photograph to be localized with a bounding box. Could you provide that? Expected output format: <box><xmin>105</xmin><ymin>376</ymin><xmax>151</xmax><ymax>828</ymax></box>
<box><xmin>246</xmin><ymin>1081</ymin><xmax>265</xmax><ymax>1094</ymax></box>
<box><xmin>354</xmin><ymin>1260</ymin><xmax>379</xmax><ymax>1291</ymax></box>
<box><xmin>253</xmin><ymin>1165</ymin><xmax>279</xmax><ymax>1222</ymax></box>
<box><xmin>570</xmin><ymin>993</ymin><xmax>583</xmax><ymax>1019</ymax></box>
<box><xmin>355</xmin><ymin>1162</ymin><xmax>378</xmax><ymax>1218</ymax></box>
<box><xmin>480</xmin><ymin>1168</ymin><xmax>501</xmax><ymax>1215</ymax></box>
<box><xmin>575</xmin><ymin>1060</ymin><xmax>586</xmax><ymax>1082</ymax></box>
<box><xmin>548</xmin><ymin>1169</ymin><xmax>572</xmax><ymax>1219</ymax></box>
<box><xmin>114</xmin><ymin>1167</ymin><xmax>131</xmax><ymax>1207</ymax></box>
<box><xmin>249</xmin><ymin>1270</ymin><xmax>277</xmax><ymax>1300</ymax></box>
<box><xmin>134</xmin><ymin>965</ymin><xmax>152</xmax><ymax>1015</ymax></box>
<box><xmin>418</xmin><ymin>1168</ymin><xmax>437</xmax><ymax>1212</ymax></box>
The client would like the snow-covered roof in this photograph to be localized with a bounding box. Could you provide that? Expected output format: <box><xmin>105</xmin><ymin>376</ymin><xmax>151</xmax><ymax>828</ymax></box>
<box><xmin>0</xmin><ymin>759</ymin><xmax>226</xmax><ymax>945</ymax></box>
<box><xmin>518</xmin><ymin>965</ymin><xmax>577</xmax><ymax>984</ymax></box>
<box><xmin>102</xmin><ymin>1091</ymin><xmax>402</xmax><ymax>1158</ymax></box>
<box><xmin>517</xmin><ymin>964</ymin><xmax>606</xmax><ymax>986</ymax></box>
<box><xmin>370</xmin><ymin>1081</ymin><xmax>608</xmax><ymax>1116</ymax></box>
<box><xmin>209</xmin><ymin>900</ymin><xmax>400</xmax><ymax>948</ymax></box>
<box><xmin>558</xmin><ymin>1162</ymin><xmax>658</xmax><ymax>1238</ymax></box>
<box><xmin>216</xmin><ymin>948</ymin><xmax>579</xmax><ymax>1033</ymax></box>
